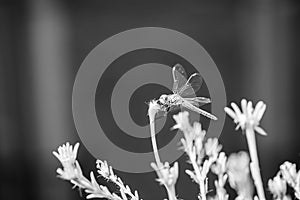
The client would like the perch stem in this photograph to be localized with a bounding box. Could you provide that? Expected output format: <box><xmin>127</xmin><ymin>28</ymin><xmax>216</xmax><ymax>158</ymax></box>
<box><xmin>148</xmin><ymin>102</ymin><xmax>177</xmax><ymax>200</ymax></box>
<box><xmin>149</xmin><ymin>116</ymin><xmax>161</xmax><ymax>165</ymax></box>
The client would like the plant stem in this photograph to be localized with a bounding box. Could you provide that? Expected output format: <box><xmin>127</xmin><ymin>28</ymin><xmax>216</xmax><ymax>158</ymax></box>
<box><xmin>166</xmin><ymin>186</ymin><xmax>177</xmax><ymax>200</ymax></box>
<box><xmin>148</xmin><ymin>105</ymin><xmax>161</xmax><ymax>166</ymax></box>
<box><xmin>148</xmin><ymin>102</ymin><xmax>178</xmax><ymax>200</ymax></box>
<box><xmin>245</xmin><ymin>128</ymin><xmax>266</xmax><ymax>200</ymax></box>
<box><xmin>189</xmin><ymin>152</ymin><xmax>207</xmax><ymax>200</ymax></box>
<box><xmin>199</xmin><ymin>178</ymin><xmax>207</xmax><ymax>200</ymax></box>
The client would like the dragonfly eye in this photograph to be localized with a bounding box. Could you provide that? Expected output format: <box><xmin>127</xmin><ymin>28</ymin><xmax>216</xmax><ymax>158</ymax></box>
<box><xmin>160</xmin><ymin>94</ymin><xmax>166</xmax><ymax>101</ymax></box>
<box><xmin>164</xmin><ymin>95</ymin><xmax>168</xmax><ymax>100</ymax></box>
<box><xmin>157</xmin><ymin>100</ymin><xmax>163</xmax><ymax>105</ymax></box>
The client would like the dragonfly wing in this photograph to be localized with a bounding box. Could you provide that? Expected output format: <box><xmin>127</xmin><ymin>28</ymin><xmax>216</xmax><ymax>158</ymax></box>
<box><xmin>178</xmin><ymin>73</ymin><xmax>203</xmax><ymax>97</ymax></box>
<box><xmin>181</xmin><ymin>99</ymin><xmax>217</xmax><ymax>120</ymax></box>
<box><xmin>184</xmin><ymin>97</ymin><xmax>211</xmax><ymax>107</ymax></box>
<box><xmin>172</xmin><ymin>64</ymin><xmax>188</xmax><ymax>94</ymax></box>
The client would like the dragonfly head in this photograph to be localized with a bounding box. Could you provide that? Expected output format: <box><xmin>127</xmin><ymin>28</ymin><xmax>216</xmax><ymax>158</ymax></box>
<box><xmin>158</xmin><ymin>94</ymin><xmax>168</xmax><ymax>105</ymax></box>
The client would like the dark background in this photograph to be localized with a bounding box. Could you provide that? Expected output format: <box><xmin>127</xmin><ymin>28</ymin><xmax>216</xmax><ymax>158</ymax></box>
<box><xmin>1</xmin><ymin>0</ymin><xmax>300</xmax><ymax>199</ymax></box>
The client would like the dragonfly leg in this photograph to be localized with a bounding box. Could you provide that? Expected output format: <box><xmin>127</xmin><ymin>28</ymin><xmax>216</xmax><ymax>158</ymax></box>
<box><xmin>166</xmin><ymin>106</ymin><xmax>170</xmax><ymax>112</ymax></box>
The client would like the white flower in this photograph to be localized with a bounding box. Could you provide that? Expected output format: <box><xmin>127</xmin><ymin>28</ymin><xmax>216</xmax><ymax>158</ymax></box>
<box><xmin>56</xmin><ymin>160</ymin><xmax>84</xmax><ymax>181</ymax></box>
<box><xmin>173</xmin><ymin>112</ymin><xmax>206</xmax><ymax>151</ymax></box>
<box><xmin>204</xmin><ymin>138</ymin><xmax>222</xmax><ymax>160</ymax></box>
<box><xmin>211</xmin><ymin>152</ymin><xmax>227</xmax><ymax>175</ymax></box>
<box><xmin>173</xmin><ymin>111</ymin><xmax>207</xmax><ymax>167</ymax></box>
<box><xmin>280</xmin><ymin>161</ymin><xmax>300</xmax><ymax>199</ymax></box>
<box><xmin>85</xmin><ymin>172</ymin><xmax>117</xmax><ymax>200</ymax></box>
<box><xmin>96</xmin><ymin>160</ymin><xmax>118</xmax><ymax>183</ymax></box>
<box><xmin>172</xmin><ymin>111</ymin><xmax>192</xmax><ymax>133</ymax></box>
<box><xmin>151</xmin><ymin>162</ymin><xmax>179</xmax><ymax>187</ymax></box>
<box><xmin>224</xmin><ymin>99</ymin><xmax>267</xmax><ymax>135</ymax></box>
<box><xmin>296</xmin><ymin>172</ymin><xmax>300</xmax><ymax>199</ymax></box>
<box><xmin>53</xmin><ymin>142</ymin><xmax>80</xmax><ymax>180</ymax></box>
<box><xmin>53</xmin><ymin>142</ymin><xmax>79</xmax><ymax>166</ymax></box>
<box><xmin>226</xmin><ymin>151</ymin><xmax>254</xmax><ymax>199</ymax></box>
<box><xmin>192</xmin><ymin>122</ymin><xmax>206</xmax><ymax>153</ymax></box>
<box><xmin>280</xmin><ymin>161</ymin><xmax>298</xmax><ymax>187</ymax></box>
<box><xmin>211</xmin><ymin>152</ymin><xmax>229</xmax><ymax>200</ymax></box>
<box><xmin>268</xmin><ymin>174</ymin><xmax>287</xmax><ymax>198</ymax></box>
<box><xmin>96</xmin><ymin>160</ymin><xmax>140</xmax><ymax>200</ymax></box>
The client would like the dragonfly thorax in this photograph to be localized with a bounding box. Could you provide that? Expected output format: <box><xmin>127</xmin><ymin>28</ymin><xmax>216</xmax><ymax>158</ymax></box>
<box><xmin>158</xmin><ymin>94</ymin><xmax>169</xmax><ymax>104</ymax></box>
<box><xmin>158</xmin><ymin>94</ymin><xmax>180</xmax><ymax>105</ymax></box>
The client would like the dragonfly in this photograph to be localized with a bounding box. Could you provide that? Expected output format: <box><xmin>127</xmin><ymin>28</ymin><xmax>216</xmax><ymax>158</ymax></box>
<box><xmin>156</xmin><ymin>64</ymin><xmax>217</xmax><ymax>120</ymax></box>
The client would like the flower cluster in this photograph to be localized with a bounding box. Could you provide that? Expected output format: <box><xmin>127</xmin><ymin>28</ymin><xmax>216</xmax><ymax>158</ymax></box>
<box><xmin>269</xmin><ymin>161</ymin><xmax>300</xmax><ymax>200</ymax></box>
<box><xmin>53</xmin><ymin>142</ymin><xmax>140</xmax><ymax>200</ymax></box>
<box><xmin>211</xmin><ymin>152</ymin><xmax>228</xmax><ymax>200</ymax></box>
<box><xmin>96</xmin><ymin>160</ymin><xmax>140</xmax><ymax>200</ymax></box>
<box><xmin>224</xmin><ymin>99</ymin><xmax>267</xmax><ymax>135</ymax></box>
<box><xmin>268</xmin><ymin>173</ymin><xmax>288</xmax><ymax>200</ymax></box>
<box><xmin>151</xmin><ymin>161</ymin><xmax>179</xmax><ymax>200</ymax></box>
<box><xmin>173</xmin><ymin>111</ymin><xmax>223</xmax><ymax>200</ymax></box>
<box><xmin>52</xmin><ymin>142</ymin><xmax>90</xmax><ymax>189</ymax></box>
<box><xmin>227</xmin><ymin>151</ymin><xmax>253</xmax><ymax>200</ymax></box>
<box><xmin>53</xmin><ymin>98</ymin><xmax>300</xmax><ymax>200</ymax></box>
<box><xmin>225</xmin><ymin>99</ymin><xmax>267</xmax><ymax>200</ymax></box>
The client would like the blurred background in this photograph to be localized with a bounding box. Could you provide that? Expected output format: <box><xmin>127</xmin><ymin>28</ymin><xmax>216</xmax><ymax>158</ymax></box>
<box><xmin>0</xmin><ymin>0</ymin><xmax>300</xmax><ymax>199</ymax></box>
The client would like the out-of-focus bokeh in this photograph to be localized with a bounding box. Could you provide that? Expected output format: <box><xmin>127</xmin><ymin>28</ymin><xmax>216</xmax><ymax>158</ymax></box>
<box><xmin>0</xmin><ymin>0</ymin><xmax>299</xmax><ymax>199</ymax></box>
